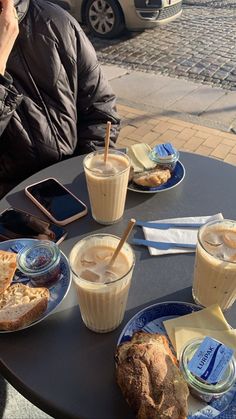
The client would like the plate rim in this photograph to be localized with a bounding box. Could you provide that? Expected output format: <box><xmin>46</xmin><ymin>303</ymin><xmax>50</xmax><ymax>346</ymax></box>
<box><xmin>127</xmin><ymin>160</ymin><xmax>185</xmax><ymax>194</ymax></box>
<box><xmin>0</xmin><ymin>238</ymin><xmax>72</xmax><ymax>333</ymax></box>
<box><xmin>117</xmin><ymin>300</ymin><xmax>202</xmax><ymax>346</ymax></box>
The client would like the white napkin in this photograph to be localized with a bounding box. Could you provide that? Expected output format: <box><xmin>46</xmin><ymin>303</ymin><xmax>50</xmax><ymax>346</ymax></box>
<box><xmin>143</xmin><ymin>213</ymin><xmax>224</xmax><ymax>256</ymax></box>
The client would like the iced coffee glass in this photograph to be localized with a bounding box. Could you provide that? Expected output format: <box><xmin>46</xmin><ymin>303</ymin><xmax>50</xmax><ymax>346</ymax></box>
<box><xmin>193</xmin><ymin>219</ymin><xmax>236</xmax><ymax>311</ymax></box>
<box><xmin>83</xmin><ymin>150</ymin><xmax>130</xmax><ymax>225</ymax></box>
<box><xmin>69</xmin><ymin>234</ymin><xmax>135</xmax><ymax>333</ymax></box>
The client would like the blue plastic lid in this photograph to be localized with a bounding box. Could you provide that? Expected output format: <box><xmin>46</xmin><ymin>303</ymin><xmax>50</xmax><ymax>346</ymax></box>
<box><xmin>150</xmin><ymin>142</ymin><xmax>179</xmax><ymax>163</ymax></box>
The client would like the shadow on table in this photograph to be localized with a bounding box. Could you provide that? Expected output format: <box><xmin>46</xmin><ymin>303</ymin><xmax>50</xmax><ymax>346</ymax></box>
<box><xmin>4</xmin><ymin>169</ymin><xmax>185</xmax><ymax>245</ymax></box>
<box><xmin>0</xmin><ymin>375</ymin><xmax>6</xmax><ymax>418</ymax></box>
<box><xmin>5</xmin><ymin>169</ymin><xmax>149</xmax><ymax>214</ymax></box>
<box><xmin>0</xmin><ymin>286</ymin><xmax>194</xmax><ymax>419</ymax></box>
<box><xmin>5</xmin><ymin>173</ymin><xmax>89</xmax><ymax>212</ymax></box>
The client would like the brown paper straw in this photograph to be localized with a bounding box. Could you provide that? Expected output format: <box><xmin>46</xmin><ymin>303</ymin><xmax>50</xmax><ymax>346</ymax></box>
<box><xmin>104</xmin><ymin>121</ymin><xmax>111</xmax><ymax>163</ymax></box>
<box><xmin>108</xmin><ymin>219</ymin><xmax>136</xmax><ymax>267</ymax></box>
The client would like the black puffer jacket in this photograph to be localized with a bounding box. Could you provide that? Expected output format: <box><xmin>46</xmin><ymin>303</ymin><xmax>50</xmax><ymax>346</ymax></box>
<box><xmin>0</xmin><ymin>0</ymin><xmax>120</xmax><ymax>198</ymax></box>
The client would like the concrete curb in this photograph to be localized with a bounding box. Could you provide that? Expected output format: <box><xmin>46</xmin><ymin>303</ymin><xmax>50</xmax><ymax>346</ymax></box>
<box><xmin>102</xmin><ymin>64</ymin><xmax>236</xmax><ymax>133</ymax></box>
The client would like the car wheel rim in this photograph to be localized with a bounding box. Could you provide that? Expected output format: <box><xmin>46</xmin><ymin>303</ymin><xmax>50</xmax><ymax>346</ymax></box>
<box><xmin>89</xmin><ymin>0</ymin><xmax>115</xmax><ymax>35</ymax></box>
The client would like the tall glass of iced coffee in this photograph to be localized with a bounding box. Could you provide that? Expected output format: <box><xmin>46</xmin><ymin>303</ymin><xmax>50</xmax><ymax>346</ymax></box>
<box><xmin>69</xmin><ymin>234</ymin><xmax>135</xmax><ymax>333</ymax></box>
<box><xmin>83</xmin><ymin>150</ymin><xmax>130</xmax><ymax>225</ymax></box>
<box><xmin>193</xmin><ymin>219</ymin><xmax>236</xmax><ymax>311</ymax></box>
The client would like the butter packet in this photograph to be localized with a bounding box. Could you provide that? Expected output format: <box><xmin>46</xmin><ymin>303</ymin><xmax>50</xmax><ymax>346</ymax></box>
<box><xmin>152</xmin><ymin>142</ymin><xmax>176</xmax><ymax>159</ymax></box>
<box><xmin>188</xmin><ymin>336</ymin><xmax>234</xmax><ymax>384</ymax></box>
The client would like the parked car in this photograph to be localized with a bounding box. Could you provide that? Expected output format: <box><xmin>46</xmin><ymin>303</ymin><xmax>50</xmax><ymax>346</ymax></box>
<box><xmin>68</xmin><ymin>0</ymin><xmax>183</xmax><ymax>39</ymax></box>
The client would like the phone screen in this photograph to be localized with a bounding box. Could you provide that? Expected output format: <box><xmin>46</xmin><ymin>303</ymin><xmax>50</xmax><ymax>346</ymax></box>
<box><xmin>0</xmin><ymin>208</ymin><xmax>67</xmax><ymax>243</ymax></box>
<box><xmin>26</xmin><ymin>179</ymin><xmax>87</xmax><ymax>222</ymax></box>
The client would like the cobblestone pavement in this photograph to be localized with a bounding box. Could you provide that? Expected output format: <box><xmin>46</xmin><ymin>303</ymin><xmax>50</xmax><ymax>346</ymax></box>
<box><xmin>88</xmin><ymin>0</ymin><xmax>236</xmax><ymax>91</ymax></box>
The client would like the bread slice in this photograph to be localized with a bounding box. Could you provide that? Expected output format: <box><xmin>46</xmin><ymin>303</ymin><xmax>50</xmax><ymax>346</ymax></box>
<box><xmin>0</xmin><ymin>283</ymin><xmax>50</xmax><ymax>331</ymax></box>
<box><xmin>0</xmin><ymin>250</ymin><xmax>17</xmax><ymax>295</ymax></box>
<box><xmin>116</xmin><ymin>331</ymin><xmax>189</xmax><ymax>419</ymax></box>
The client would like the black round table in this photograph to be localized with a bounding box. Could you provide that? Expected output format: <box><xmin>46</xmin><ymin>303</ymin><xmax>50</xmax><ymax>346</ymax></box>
<box><xmin>0</xmin><ymin>152</ymin><xmax>236</xmax><ymax>419</ymax></box>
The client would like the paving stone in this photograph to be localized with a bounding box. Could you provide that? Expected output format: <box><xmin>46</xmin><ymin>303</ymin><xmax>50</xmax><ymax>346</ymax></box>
<box><xmin>169</xmin><ymin>85</ymin><xmax>225</xmax><ymax>114</ymax></box>
<box><xmin>143</xmin><ymin>132</ymin><xmax>161</xmax><ymax>144</ymax></box>
<box><xmin>130</xmin><ymin>125</ymin><xmax>154</xmax><ymax>137</ymax></box>
<box><xmin>211</xmin><ymin>144</ymin><xmax>232</xmax><ymax>159</ymax></box>
<box><xmin>230</xmin><ymin>145</ymin><xmax>236</xmax><ymax>155</ymax></box>
<box><xmin>117</xmin><ymin>104</ymin><xmax>146</xmax><ymax>116</ymax></box>
<box><xmin>102</xmin><ymin>65</ymin><xmax>129</xmax><ymax>80</ymax></box>
<box><xmin>184</xmin><ymin>136</ymin><xmax>206</xmax><ymax>151</ymax></box>
<box><xmin>170</xmin><ymin>138</ymin><xmax>188</xmax><ymax>149</ymax></box>
<box><xmin>152</xmin><ymin>121</ymin><xmax>174</xmax><ymax>134</ymax></box>
<box><xmin>143</xmin><ymin>78</ymin><xmax>199</xmax><ymax>108</ymax></box>
<box><xmin>202</xmin><ymin>91</ymin><xmax>236</xmax><ymax>125</ymax></box>
<box><xmin>194</xmin><ymin>130</ymin><xmax>211</xmax><ymax>139</ymax></box>
<box><xmin>147</xmin><ymin>118</ymin><xmax>164</xmax><ymax>126</ymax></box>
<box><xmin>127</xmin><ymin>132</ymin><xmax>144</xmax><ymax>141</ymax></box>
<box><xmin>212</xmin><ymin>70</ymin><xmax>229</xmax><ymax>80</ymax></box>
<box><xmin>203</xmin><ymin>135</ymin><xmax>223</xmax><ymax>148</ymax></box>
<box><xmin>117</xmin><ymin>137</ymin><xmax>137</xmax><ymax>146</ymax></box>
<box><xmin>222</xmin><ymin>138</ymin><xmax>236</xmax><ymax>147</ymax></box>
<box><xmin>110</xmin><ymin>73</ymin><xmax>167</xmax><ymax>102</ymax></box>
<box><xmin>163</xmin><ymin>123</ymin><xmax>184</xmax><ymax>132</ymax></box>
<box><xmin>195</xmin><ymin>145</ymin><xmax>214</xmax><ymax>156</ymax></box>
<box><xmin>167</xmin><ymin>119</ymin><xmax>193</xmax><ymax>128</ymax></box>
<box><xmin>176</xmin><ymin>128</ymin><xmax>198</xmax><ymax>140</ymax></box>
<box><xmin>224</xmin><ymin>154</ymin><xmax>236</xmax><ymax>165</ymax></box>
<box><xmin>155</xmin><ymin>130</ymin><xmax>180</xmax><ymax>143</ymax></box>
<box><xmin>118</xmin><ymin>125</ymin><xmax>137</xmax><ymax>138</ymax></box>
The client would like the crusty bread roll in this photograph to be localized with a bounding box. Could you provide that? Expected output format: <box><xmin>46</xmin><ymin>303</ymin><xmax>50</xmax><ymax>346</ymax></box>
<box><xmin>133</xmin><ymin>168</ymin><xmax>171</xmax><ymax>188</ymax></box>
<box><xmin>0</xmin><ymin>283</ymin><xmax>50</xmax><ymax>331</ymax></box>
<box><xmin>0</xmin><ymin>250</ymin><xmax>17</xmax><ymax>295</ymax></box>
<box><xmin>116</xmin><ymin>331</ymin><xmax>189</xmax><ymax>419</ymax></box>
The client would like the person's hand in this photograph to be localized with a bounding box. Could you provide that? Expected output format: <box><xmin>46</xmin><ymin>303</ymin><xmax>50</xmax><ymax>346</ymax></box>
<box><xmin>0</xmin><ymin>0</ymin><xmax>19</xmax><ymax>75</ymax></box>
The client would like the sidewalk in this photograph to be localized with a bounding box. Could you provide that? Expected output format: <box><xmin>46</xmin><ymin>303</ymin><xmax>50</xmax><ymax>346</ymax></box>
<box><xmin>103</xmin><ymin>65</ymin><xmax>236</xmax><ymax>166</ymax></box>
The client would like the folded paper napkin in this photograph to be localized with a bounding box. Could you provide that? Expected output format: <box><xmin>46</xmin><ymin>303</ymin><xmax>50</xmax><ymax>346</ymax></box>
<box><xmin>143</xmin><ymin>213</ymin><xmax>224</xmax><ymax>256</ymax></box>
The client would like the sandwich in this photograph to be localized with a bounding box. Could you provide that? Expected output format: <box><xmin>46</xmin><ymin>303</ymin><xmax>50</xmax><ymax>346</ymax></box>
<box><xmin>0</xmin><ymin>249</ymin><xmax>50</xmax><ymax>331</ymax></box>
<box><xmin>115</xmin><ymin>331</ymin><xmax>189</xmax><ymax>419</ymax></box>
<box><xmin>0</xmin><ymin>250</ymin><xmax>17</xmax><ymax>295</ymax></box>
<box><xmin>0</xmin><ymin>283</ymin><xmax>50</xmax><ymax>331</ymax></box>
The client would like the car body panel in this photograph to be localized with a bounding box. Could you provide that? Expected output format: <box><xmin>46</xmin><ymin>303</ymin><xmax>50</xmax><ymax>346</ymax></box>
<box><xmin>69</xmin><ymin>0</ymin><xmax>182</xmax><ymax>32</ymax></box>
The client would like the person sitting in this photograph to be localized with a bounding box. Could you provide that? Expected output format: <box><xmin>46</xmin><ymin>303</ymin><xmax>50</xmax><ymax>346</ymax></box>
<box><xmin>0</xmin><ymin>0</ymin><xmax>120</xmax><ymax>199</ymax></box>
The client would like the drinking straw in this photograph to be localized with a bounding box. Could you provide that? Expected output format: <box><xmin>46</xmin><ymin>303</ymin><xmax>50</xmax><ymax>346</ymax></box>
<box><xmin>104</xmin><ymin>121</ymin><xmax>111</xmax><ymax>164</ymax></box>
<box><xmin>108</xmin><ymin>219</ymin><xmax>136</xmax><ymax>267</ymax></box>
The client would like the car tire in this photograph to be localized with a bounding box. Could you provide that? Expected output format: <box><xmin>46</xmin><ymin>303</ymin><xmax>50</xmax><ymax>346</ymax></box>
<box><xmin>85</xmin><ymin>0</ymin><xmax>125</xmax><ymax>39</ymax></box>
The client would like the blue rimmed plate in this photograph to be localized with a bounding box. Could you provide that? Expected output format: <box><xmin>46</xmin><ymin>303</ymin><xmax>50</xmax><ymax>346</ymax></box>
<box><xmin>0</xmin><ymin>238</ymin><xmax>72</xmax><ymax>333</ymax></box>
<box><xmin>117</xmin><ymin>301</ymin><xmax>236</xmax><ymax>419</ymax></box>
<box><xmin>128</xmin><ymin>160</ymin><xmax>185</xmax><ymax>193</ymax></box>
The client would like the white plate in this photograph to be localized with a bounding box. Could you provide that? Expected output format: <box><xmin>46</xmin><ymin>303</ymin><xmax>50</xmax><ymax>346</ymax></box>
<box><xmin>0</xmin><ymin>238</ymin><xmax>72</xmax><ymax>333</ymax></box>
<box><xmin>128</xmin><ymin>161</ymin><xmax>185</xmax><ymax>193</ymax></box>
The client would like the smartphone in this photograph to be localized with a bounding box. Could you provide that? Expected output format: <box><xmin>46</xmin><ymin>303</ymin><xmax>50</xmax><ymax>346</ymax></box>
<box><xmin>25</xmin><ymin>178</ymin><xmax>88</xmax><ymax>226</ymax></box>
<box><xmin>0</xmin><ymin>208</ymin><xmax>67</xmax><ymax>244</ymax></box>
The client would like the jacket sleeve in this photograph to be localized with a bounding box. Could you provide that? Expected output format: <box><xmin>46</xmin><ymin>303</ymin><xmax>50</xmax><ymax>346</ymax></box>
<box><xmin>75</xmin><ymin>29</ymin><xmax>121</xmax><ymax>154</ymax></box>
<box><xmin>0</xmin><ymin>73</ymin><xmax>23</xmax><ymax>137</ymax></box>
